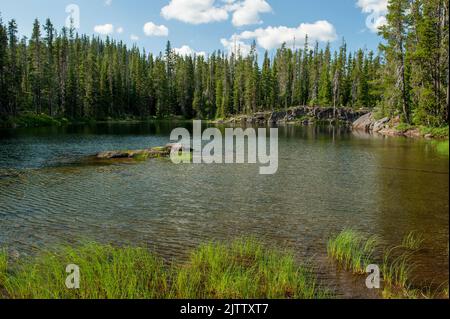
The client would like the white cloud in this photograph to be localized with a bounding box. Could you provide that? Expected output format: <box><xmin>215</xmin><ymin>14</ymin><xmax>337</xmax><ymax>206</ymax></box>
<box><xmin>228</xmin><ymin>0</ymin><xmax>272</xmax><ymax>27</ymax></box>
<box><xmin>174</xmin><ymin>45</ymin><xmax>206</xmax><ymax>57</ymax></box>
<box><xmin>130</xmin><ymin>34</ymin><xmax>139</xmax><ymax>41</ymax></box>
<box><xmin>161</xmin><ymin>0</ymin><xmax>229</xmax><ymax>24</ymax></box>
<box><xmin>116</xmin><ymin>27</ymin><xmax>124</xmax><ymax>34</ymax></box>
<box><xmin>228</xmin><ymin>20</ymin><xmax>337</xmax><ymax>51</ymax></box>
<box><xmin>356</xmin><ymin>0</ymin><xmax>388</xmax><ymax>32</ymax></box>
<box><xmin>143</xmin><ymin>22</ymin><xmax>169</xmax><ymax>37</ymax></box>
<box><xmin>104</xmin><ymin>0</ymin><xmax>112</xmax><ymax>6</ymax></box>
<box><xmin>94</xmin><ymin>23</ymin><xmax>114</xmax><ymax>35</ymax></box>
<box><xmin>161</xmin><ymin>0</ymin><xmax>271</xmax><ymax>26</ymax></box>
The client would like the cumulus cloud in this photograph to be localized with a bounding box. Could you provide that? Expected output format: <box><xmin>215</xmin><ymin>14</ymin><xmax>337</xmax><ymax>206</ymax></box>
<box><xmin>228</xmin><ymin>0</ymin><xmax>272</xmax><ymax>27</ymax></box>
<box><xmin>94</xmin><ymin>24</ymin><xmax>114</xmax><ymax>35</ymax></box>
<box><xmin>225</xmin><ymin>20</ymin><xmax>337</xmax><ymax>51</ymax></box>
<box><xmin>174</xmin><ymin>45</ymin><xmax>206</xmax><ymax>57</ymax></box>
<box><xmin>161</xmin><ymin>0</ymin><xmax>229</xmax><ymax>24</ymax></box>
<box><xmin>356</xmin><ymin>0</ymin><xmax>388</xmax><ymax>32</ymax></box>
<box><xmin>130</xmin><ymin>34</ymin><xmax>139</xmax><ymax>41</ymax></box>
<box><xmin>116</xmin><ymin>27</ymin><xmax>124</xmax><ymax>34</ymax></box>
<box><xmin>161</xmin><ymin>0</ymin><xmax>271</xmax><ymax>26</ymax></box>
<box><xmin>143</xmin><ymin>22</ymin><xmax>169</xmax><ymax>37</ymax></box>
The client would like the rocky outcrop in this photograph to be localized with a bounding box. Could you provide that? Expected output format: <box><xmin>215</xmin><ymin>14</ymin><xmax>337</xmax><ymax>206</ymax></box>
<box><xmin>219</xmin><ymin>107</ymin><xmax>369</xmax><ymax>126</ymax></box>
<box><xmin>352</xmin><ymin>113</ymin><xmax>390</xmax><ymax>133</ymax></box>
<box><xmin>352</xmin><ymin>113</ymin><xmax>437</xmax><ymax>139</ymax></box>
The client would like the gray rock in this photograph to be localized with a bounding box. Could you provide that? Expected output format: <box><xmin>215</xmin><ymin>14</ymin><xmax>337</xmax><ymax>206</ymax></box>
<box><xmin>353</xmin><ymin>113</ymin><xmax>375</xmax><ymax>132</ymax></box>
<box><xmin>372</xmin><ymin>117</ymin><xmax>390</xmax><ymax>132</ymax></box>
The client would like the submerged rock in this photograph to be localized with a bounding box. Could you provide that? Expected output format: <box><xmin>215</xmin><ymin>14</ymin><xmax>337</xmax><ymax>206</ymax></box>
<box><xmin>95</xmin><ymin>144</ymin><xmax>182</xmax><ymax>161</ymax></box>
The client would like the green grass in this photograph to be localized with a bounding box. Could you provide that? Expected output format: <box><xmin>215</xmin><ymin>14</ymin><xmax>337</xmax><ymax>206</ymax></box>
<box><xmin>2</xmin><ymin>243</ymin><xmax>168</xmax><ymax>299</ymax></box>
<box><xmin>381</xmin><ymin>247</ymin><xmax>414</xmax><ymax>290</ymax></box>
<box><xmin>327</xmin><ymin>230</ymin><xmax>378</xmax><ymax>274</ymax></box>
<box><xmin>328</xmin><ymin>230</ymin><xmax>449</xmax><ymax>299</ymax></box>
<box><xmin>0</xmin><ymin>239</ymin><xmax>329</xmax><ymax>299</ymax></box>
<box><xmin>172</xmin><ymin>239</ymin><xmax>328</xmax><ymax>299</ymax></box>
<box><xmin>401</xmin><ymin>232</ymin><xmax>425</xmax><ymax>250</ymax></box>
<box><xmin>0</xmin><ymin>249</ymin><xmax>7</xmax><ymax>286</ymax></box>
<box><xmin>420</xmin><ymin>126</ymin><xmax>449</xmax><ymax>139</ymax></box>
<box><xmin>12</xmin><ymin>113</ymin><xmax>68</xmax><ymax>128</ymax></box>
<box><xmin>395</xmin><ymin>123</ymin><xmax>414</xmax><ymax>133</ymax></box>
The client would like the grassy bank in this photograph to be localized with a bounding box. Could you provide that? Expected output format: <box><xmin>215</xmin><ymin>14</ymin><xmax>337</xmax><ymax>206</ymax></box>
<box><xmin>327</xmin><ymin>230</ymin><xmax>448</xmax><ymax>299</ymax></box>
<box><xmin>0</xmin><ymin>239</ymin><xmax>328</xmax><ymax>299</ymax></box>
<box><xmin>0</xmin><ymin>114</ymin><xmax>194</xmax><ymax>129</ymax></box>
<box><xmin>0</xmin><ymin>113</ymin><xmax>69</xmax><ymax>128</ymax></box>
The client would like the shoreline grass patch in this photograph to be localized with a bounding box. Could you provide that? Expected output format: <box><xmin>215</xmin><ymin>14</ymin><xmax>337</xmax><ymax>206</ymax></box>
<box><xmin>327</xmin><ymin>230</ymin><xmax>378</xmax><ymax>274</ymax></box>
<box><xmin>172</xmin><ymin>239</ymin><xmax>328</xmax><ymax>299</ymax></box>
<box><xmin>401</xmin><ymin>232</ymin><xmax>424</xmax><ymax>250</ymax></box>
<box><xmin>0</xmin><ymin>239</ymin><xmax>329</xmax><ymax>300</ymax></box>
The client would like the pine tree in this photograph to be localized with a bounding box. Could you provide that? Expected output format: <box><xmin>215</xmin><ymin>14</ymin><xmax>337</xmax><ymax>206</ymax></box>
<box><xmin>379</xmin><ymin>0</ymin><xmax>412</xmax><ymax>122</ymax></box>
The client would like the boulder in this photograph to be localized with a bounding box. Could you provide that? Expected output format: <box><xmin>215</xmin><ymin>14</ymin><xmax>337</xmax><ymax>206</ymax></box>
<box><xmin>353</xmin><ymin>113</ymin><xmax>375</xmax><ymax>132</ymax></box>
<box><xmin>372</xmin><ymin>117</ymin><xmax>390</xmax><ymax>132</ymax></box>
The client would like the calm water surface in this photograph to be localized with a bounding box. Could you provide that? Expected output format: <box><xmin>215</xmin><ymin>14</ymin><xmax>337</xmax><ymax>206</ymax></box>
<box><xmin>0</xmin><ymin>123</ymin><xmax>448</xmax><ymax>298</ymax></box>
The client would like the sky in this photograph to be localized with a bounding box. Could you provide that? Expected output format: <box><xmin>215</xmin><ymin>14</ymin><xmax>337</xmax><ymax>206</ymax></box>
<box><xmin>0</xmin><ymin>0</ymin><xmax>389</xmax><ymax>57</ymax></box>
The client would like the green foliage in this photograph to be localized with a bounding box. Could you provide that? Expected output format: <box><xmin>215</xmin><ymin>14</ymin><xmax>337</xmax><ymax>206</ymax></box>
<box><xmin>13</xmin><ymin>113</ymin><xmax>64</xmax><ymax>127</ymax></box>
<box><xmin>173</xmin><ymin>239</ymin><xmax>328</xmax><ymax>299</ymax></box>
<box><xmin>395</xmin><ymin>123</ymin><xmax>414</xmax><ymax>133</ymax></box>
<box><xmin>327</xmin><ymin>230</ymin><xmax>378</xmax><ymax>274</ymax></box>
<box><xmin>1</xmin><ymin>240</ymin><xmax>329</xmax><ymax>299</ymax></box>
<box><xmin>421</xmin><ymin>126</ymin><xmax>449</xmax><ymax>139</ymax></box>
<box><xmin>381</xmin><ymin>247</ymin><xmax>414</xmax><ymax>292</ymax></box>
<box><xmin>0</xmin><ymin>249</ymin><xmax>7</xmax><ymax>286</ymax></box>
<box><xmin>328</xmin><ymin>230</ymin><xmax>448</xmax><ymax>299</ymax></box>
<box><xmin>401</xmin><ymin>232</ymin><xmax>424</xmax><ymax>250</ymax></box>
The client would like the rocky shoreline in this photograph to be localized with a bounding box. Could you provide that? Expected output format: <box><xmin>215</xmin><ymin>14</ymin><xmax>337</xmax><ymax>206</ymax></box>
<box><xmin>214</xmin><ymin>107</ymin><xmax>447</xmax><ymax>140</ymax></box>
<box><xmin>213</xmin><ymin>106</ymin><xmax>369</xmax><ymax>126</ymax></box>
<box><xmin>352</xmin><ymin>113</ymin><xmax>445</xmax><ymax>139</ymax></box>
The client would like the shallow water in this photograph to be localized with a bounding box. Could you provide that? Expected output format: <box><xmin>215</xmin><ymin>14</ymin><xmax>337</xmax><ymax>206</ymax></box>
<box><xmin>0</xmin><ymin>123</ymin><xmax>448</xmax><ymax>298</ymax></box>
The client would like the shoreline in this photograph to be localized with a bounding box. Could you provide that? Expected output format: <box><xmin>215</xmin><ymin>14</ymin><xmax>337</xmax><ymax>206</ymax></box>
<box><xmin>1</xmin><ymin>111</ymin><xmax>448</xmax><ymax>141</ymax></box>
<box><xmin>1</xmin><ymin>233</ymin><xmax>448</xmax><ymax>299</ymax></box>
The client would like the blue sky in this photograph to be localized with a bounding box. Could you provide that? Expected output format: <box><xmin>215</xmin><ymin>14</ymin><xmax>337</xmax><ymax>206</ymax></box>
<box><xmin>0</xmin><ymin>0</ymin><xmax>388</xmax><ymax>56</ymax></box>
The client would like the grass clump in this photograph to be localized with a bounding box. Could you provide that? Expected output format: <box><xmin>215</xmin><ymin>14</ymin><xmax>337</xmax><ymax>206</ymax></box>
<box><xmin>0</xmin><ymin>249</ymin><xmax>7</xmax><ymax>286</ymax></box>
<box><xmin>172</xmin><ymin>239</ymin><xmax>328</xmax><ymax>299</ymax></box>
<box><xmin>401</xmin><ymin>232</ymin><xmax>424</xmax><ymax>250</ymax></box>
<box><xmin>420</xmin><ymin>126</ymin><xmax>449</xmax><ymax>139</ymax></box>
<box><xmin>3</xmin><ymin>244</ymin><xmax>169</xmax><ymax>299</ymax></box>
<box><xmin>0</xmin><ymin>239</ymin><xmax>328</xmax><ymax>299</ymax></box>
<box><xmin>395</xmin><ymin>123</ymin><xmax>414</xmax><ymax>133</ymax></box>
<box><xmin>381</xmin><ymin>247</ymin><xmax>413</xmax><ymax>290</ymax></box>
<box><xmin>327</xmin><ymin>230</ymin><xmax>378</xmax><ymax>274</ymax></box>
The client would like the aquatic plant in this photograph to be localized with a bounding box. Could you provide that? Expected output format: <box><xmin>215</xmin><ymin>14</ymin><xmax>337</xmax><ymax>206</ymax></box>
<box><xmin>3</xmin><ymin>244</ymin><xmax>169</xmax><ymax>299</ymax></box>
<box><xmin>0</xmin><ymin>239</ymin><xmax>329</xmax><ymax>299</ymax></box>
<box><xmin>381</xmin><ymin>247</ymin><xmax>414</xmax><ymax>290</ymax></box>
<box><xmin>0</xmin><ymin>249</ymin><xmax>7</xmax><ymax>286</ymax></box>
<box><xmin>327</xmin><ymin>230</ymin><xmax>378</xmax><ymax>274</ymax></box>
<box><xmin>172</xmin><ymin>238</ymin><xmax>329</xmax><ymax>299</ymax></box>
<box><xmin>401</xmin><ymin>232</ymin><xmax>425</xmax><ymax>250</ymax></box>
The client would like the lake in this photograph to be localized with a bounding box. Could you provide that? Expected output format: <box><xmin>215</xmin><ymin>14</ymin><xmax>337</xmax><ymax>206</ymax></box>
<box><xmin>0</xmin><ymin>122</ymin><xmax>448</xmax><ymax>298</ymax></box>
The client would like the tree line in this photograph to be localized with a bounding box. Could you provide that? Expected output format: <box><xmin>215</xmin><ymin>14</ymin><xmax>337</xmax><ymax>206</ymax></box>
<box><xmin>0</xmin><ymin>0</ymin><xmax>448</xmax><ymax>126</ymax></box>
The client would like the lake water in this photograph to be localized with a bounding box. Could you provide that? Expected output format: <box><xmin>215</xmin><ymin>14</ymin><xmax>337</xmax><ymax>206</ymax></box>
<box><xmin>0</xmin><ymin>122</ymin><xmax>448</xmax><ymax>298</ymax></box>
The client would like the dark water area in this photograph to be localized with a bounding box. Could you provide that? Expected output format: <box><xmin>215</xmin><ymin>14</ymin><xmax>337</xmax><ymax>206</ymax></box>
<box><xmin>0</xmin><ymin>122</ymin><xmax>448</xmax><ymax>298</ymax></box>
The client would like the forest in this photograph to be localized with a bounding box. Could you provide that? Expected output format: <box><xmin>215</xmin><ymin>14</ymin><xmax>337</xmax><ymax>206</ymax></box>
<box><xmin>0</xmin><ymin>0</ymin><xmax>448</xmax><ymax>127</ymax></box>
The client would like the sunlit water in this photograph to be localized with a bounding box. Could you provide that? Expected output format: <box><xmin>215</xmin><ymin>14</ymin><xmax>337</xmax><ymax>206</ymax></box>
<box><xmin>0</xmin><ymin>123</ymin><xmax>448</xmax><ymax>298</ymax></box>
